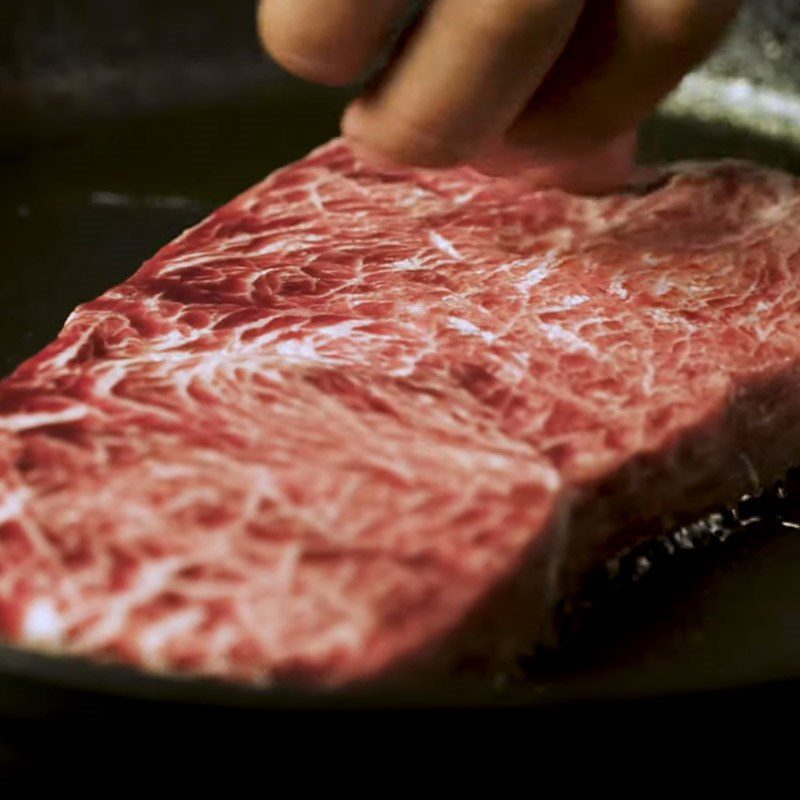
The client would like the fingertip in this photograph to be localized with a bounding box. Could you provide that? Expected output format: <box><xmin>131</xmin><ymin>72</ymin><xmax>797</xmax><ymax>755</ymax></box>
<box><xmin>472</xmin><ymin>131</ymin><xmax>638</xmax><ymax>195</ymax></box>
<box><xmin>342</xmin><ymin>101</ymin><xmax>479</xmax><ymax>169</ymax></box>
<box><xmin>341</xmin><ymin>106</ymin><xmax>410</xmax><ymax>171</ymax></box>
<box><xmin>270</xmin><ymin>47</ymin><xmax>360</xmax><ymax>86</ymax></box>
<box><xmin>260</xmin><ymin>29</ymin><xmax>364</xmax><ymax>86</ymax></box>
<box><xmin>257</xmin><ymin>0</ymin><xmax>392</xmax><ymax>86</ymax></box>
<box><xmin>342</xmin><ymin>112</ymin><xmax>408</xmax><ymax>172</ymax></box>
<box><xmin>340</xmin><ymin>102</ymin><xmax>365</xmax><ymax>143</ymax></box>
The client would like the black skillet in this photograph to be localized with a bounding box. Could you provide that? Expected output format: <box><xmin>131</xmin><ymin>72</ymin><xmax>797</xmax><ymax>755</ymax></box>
<box><xmin>2</xmin><ymin>1</ymin><xmax>800</xmax><ymax>762</ymax></box>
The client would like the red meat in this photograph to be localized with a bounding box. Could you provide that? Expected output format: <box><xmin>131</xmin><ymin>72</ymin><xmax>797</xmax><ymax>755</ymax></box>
<box><xmin>0</xmin><ymin>139</ymin><xmax>798</xmax><ymax>685</ymax></box>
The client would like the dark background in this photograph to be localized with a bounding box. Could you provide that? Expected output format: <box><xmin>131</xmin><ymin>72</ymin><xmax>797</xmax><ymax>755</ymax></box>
<box><xmin>1</xmin><ymin>0</ymin><xmax>799</xmax><ymax>154</ymax></box>
<box><xmin>0</xmin><ymin>0</ymin><xmax>280</xmax><ymax>152</ymax></box>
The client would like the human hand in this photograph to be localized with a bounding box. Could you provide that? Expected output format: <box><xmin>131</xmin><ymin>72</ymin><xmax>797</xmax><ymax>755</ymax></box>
<box><xmin>258</xmin><ymin>1</ymin><xmax>741</xmax><ymax>191</ymax></box>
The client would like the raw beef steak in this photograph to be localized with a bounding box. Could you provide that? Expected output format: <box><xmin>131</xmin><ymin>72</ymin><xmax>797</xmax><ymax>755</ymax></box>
<box><xmin>0</xmin><ymin>139</ymin><xmax>799</xmax><ymax>686</ymax></box>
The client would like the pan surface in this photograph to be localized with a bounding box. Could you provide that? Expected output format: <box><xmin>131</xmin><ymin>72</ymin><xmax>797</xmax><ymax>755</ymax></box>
<box><xmin>3</xmin><ymin>74</ymin><xmax>800</xmax><ymax>733</ymax></box>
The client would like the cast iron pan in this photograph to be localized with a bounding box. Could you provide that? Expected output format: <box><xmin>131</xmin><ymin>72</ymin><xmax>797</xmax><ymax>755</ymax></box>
<box><xmin>2</xmin><ymin>73</ymin><xmax>800</xmax><ymax>761</ymax></box>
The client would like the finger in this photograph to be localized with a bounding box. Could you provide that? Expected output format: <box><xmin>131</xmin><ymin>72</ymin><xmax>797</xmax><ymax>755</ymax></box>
<box><xmin>258</xmin><ymin>0</ymin><xmax>407</xmax><ymax>86</ymax></box>
<box><xmin>473</xmin><ymin>130</ymin><xmax>639</xmax><ymax>195</ymax></box>
<box><xmin>342</xmin><ymin>0</ymin><xmax>587</xmax><ymax>167</ymax></box>
<box><xmin>507</xmin><ymin>0</ymin><xmax>742</xmax><ymax>156</ymax></box>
